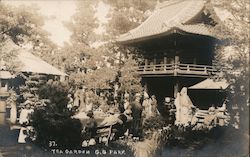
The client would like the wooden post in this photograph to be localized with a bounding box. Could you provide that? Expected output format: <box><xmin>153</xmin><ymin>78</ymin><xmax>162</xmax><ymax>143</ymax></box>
<box><xmin>174</xmin><ymin>53</ymin><xmax>180</xmax><ymax>97</ymax></box>
<box><xmin>153</xmin><ymin>54</ymin><xmax>157</xmax><ymax>65</ymax></box>
<box><xmin>174</xmin><ymin>79</ymin><xmax>179</xmax><ymax>98</ymax></box>
<box><xmin>145</xmin><ymin>59</ymin><xmax>148</xmax><ymax>65</ymax></box>
<box><xmin>193</xmin><ymin>58</ymin><xmax>197</xmax><ymax>64</ymax></box>
<box><xmin>174</xmin><ymin>55</ymin><xmax>179</xmax><ymax>76</ymax></box>
<box><xmin>164</xmin><ymin>56</ymin><xmax>167</xmax><ymax>64</ymax></box>
<box><xmin>144</xmin><ymin>59</ymin><xmax>148</xmax><ymax>71</ymax></box>
<box><xmin>175</xmin><ymin>55</ymin><xmax>180</xmax><ymax>64</ymax></box>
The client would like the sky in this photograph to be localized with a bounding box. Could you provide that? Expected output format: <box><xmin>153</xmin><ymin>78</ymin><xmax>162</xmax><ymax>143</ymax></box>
<box><xmin>3</xmin><ymin>0</ymin><xmax>110</xmax><ymax>47</ymax></box>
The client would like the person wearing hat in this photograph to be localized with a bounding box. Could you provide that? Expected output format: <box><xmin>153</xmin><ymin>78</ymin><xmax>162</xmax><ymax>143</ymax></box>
<box><xmin>131</xmin><ymin>93</ymin><xmax>143</xmax><ymax>137</ymax></box>
<box><xmin>19</xmin><ymin>100</ymin><xmax>34</xmax><ymax>126</ymax></box>
<box><xmin>164</xmin><ymin>97</ymin><xmax>175</xmax><ymax>124</ymax></box>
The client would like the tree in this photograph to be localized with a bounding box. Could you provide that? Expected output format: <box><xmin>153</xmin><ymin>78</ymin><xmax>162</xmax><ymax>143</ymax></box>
<box><xmin>65</xmin><ymin>0</ymin><xmax>99</xmax><ymax>46</ymax></box>
<box><xmin>102</xmin><ymin>0</ymin><xmax>157</xmax><ymax>96</ymax></box>
<box><xmin>0</xmin><ymin>2</ymin><xmax>57</xmax><ymax>66</ymax></box>
<box><xmin>60</xmin><ymin>0</ymin><xmax>163</xmax><ymax>102</ymax></box>
<box><xmin>60</xmin><ymin>1</ymin><xmax>100</xmax><ymax>85</ymax></box>
<box><xmin>0</xmin><ymin>39</ymin><xmax>21</xmax><ymax>72</ymax></box>
<box><xmin>104</xmin><ymin>0</ymin><xmax>157</xmax><ymax>36</ymax></box>
<box><xmin>119</xmin><ymin>56</ymin><xmax>142</xmax><ymax>94</ymax></box>
<box><xmin>209</xmin><ymin>0</ymin><xmax>249</xmax><ymax>131</ymax></box>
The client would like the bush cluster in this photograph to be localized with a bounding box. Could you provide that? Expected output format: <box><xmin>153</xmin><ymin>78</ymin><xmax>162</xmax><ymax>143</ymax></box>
<box><xmin>31</xmin><ymin>81</ymin><xmax>83</xmax><ymax>149</ymax></box>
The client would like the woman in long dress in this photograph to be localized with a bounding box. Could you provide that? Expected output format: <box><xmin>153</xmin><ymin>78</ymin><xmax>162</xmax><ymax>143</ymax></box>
<box><xmin>18</xmin><ymin>103</ymin><xmax>34</xmax><ymax>143</ymax></box>
<box><xmin>151</xmin><ymin>95</ymin><xmax>160</xmax><ymax>116</ymax></box>
<box><xmin>142</xmin><ymin>91</ymin><xmax>152</xmax><ymax>119</ymax></box>
<box><xmin>179</xmin><ymin>87</ymin><xmax>195</xmax><ymax>125</ymax></box>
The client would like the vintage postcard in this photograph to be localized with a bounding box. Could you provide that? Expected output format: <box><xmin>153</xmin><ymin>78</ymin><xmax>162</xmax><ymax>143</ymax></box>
<box><xmin>0</xmin><ymin>0</ymin><xmax>249</xmax><ymax>157</ymax></box>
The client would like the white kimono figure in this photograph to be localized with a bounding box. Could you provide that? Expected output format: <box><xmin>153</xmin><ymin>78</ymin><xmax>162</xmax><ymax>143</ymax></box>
<box><xmin>174</xmin><ymin>92</ymin><xmax>181</xmax><ymax>125</ymax></box>
<box><xmin>10</xmin><ymin>102</ymin><xmax>17</xmax><ymax>124</ymax></box>
<box><xmin>179</xmin><ymin>87</ymin><xmax>195</xmax><ymax>126</ymax></box>
<box><xmin>142</xmin><ymin>92</ymin><xmax>152</xmax><ymax>118</ymax></box>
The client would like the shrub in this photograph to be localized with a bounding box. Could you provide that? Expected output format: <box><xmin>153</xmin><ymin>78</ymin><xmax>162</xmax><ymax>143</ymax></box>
<box><xmin>31</xmin><ymin>80</ymin><xmax>83</xmax><ymax>149</ymax></box>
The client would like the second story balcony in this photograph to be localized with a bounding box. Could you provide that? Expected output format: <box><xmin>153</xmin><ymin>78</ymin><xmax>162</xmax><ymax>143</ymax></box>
<box><xmin>137</xmin><ymin>63</ymin><xmax>219</xmax><ymax>77</ymax></box>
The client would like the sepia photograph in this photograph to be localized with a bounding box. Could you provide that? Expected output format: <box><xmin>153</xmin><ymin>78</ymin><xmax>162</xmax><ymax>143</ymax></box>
<box><xmin>0</xmin><ymin>0</ymin><xmax>249</xmax><ymax>157</ymax></box>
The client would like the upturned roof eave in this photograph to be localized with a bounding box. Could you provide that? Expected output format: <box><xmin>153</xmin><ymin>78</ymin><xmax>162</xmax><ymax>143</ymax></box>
<box><xmin>115</xmin><ymin>0</ymin><xmax>224</xmax><ymax>45</ymax></box>
<box><xmin>116</xmin><ymin>27</ymin><xmax>219</xmax><ymax>45</ymax></box>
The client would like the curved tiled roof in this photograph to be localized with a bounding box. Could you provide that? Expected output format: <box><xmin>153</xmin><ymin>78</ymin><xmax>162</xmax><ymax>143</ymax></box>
<box><xmin>0</xmin><ymin>71</ymin><xmax>13</xmax><ymax>79</ymax></box>
<box><xmin>18</xmin><ymin>51</ymin><xmax>67</xmax><ymax>76</ymax></box>
<box><xmin>117</xmin><ymin>0</ymin><xmax>216</xmax><ymax>44</ymax></box>
<box><xmin>189</xmin><ymin>78</ymin><xmax>229</xmax><ymax>89</ymax></box>
<box><xmin>2</xmin><ymin>39</ymin><xmax>67</xmax><ymax>76</ymax></box>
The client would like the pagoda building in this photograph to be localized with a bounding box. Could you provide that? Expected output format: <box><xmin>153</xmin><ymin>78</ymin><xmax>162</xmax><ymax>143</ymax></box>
<box><xmin>117</xmin><ymin>0</ymin><xmax>225</xmax><ymax>108</ymax></box>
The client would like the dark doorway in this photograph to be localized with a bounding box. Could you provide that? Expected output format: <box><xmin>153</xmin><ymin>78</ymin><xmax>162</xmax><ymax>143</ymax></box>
<box><xmin>142</xmin><ymin>76</ymin><xmax>206</xmax><ymax>115</ymax></box>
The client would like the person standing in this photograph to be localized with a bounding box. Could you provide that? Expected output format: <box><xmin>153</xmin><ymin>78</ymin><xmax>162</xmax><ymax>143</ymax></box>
<box><xmin>123</xmin><ymin>92</ymin><xmax>131</xmax><ymax>113</ymax></box>
<box><xmin>151</xmin><ymin>95</ymin><xmax>160</xmax><ymax>116</ymax></box>
<box><xmin>142</xmin><ymin>91</ymin><xmax>151</xmax><ymax>119</ymax></box>
<box><xmin>8</xmin><ymin>91</ymin><xmax>17</xmax><ymax>124</ymax></box>
<box><xmin>164</xmin><ymin>97</ymin><xmax>175</xmax><ymax>124</ymax></box>
<box><xmin>10</xmin><ymin>101</ymin><xmax>17</xmax><ymax>124</ymax></box>
<box><xmin>73</xmin><ymin>88</ymin><xmax>81</xmax><ymax>108</ymax></box>
<box><xmin>18</xmin><ymin>102</ymin><xmax>34</xmax><ymax>143</ymax></box>
<box><xmin>131</xmin><ymin>93</ymin><xmax>143</xmax><ymax>137</ymax></box>
<box><xmin>177</xmin><ymin>87</ymin><xmax>196</xmax><ymax>126</ymax></box>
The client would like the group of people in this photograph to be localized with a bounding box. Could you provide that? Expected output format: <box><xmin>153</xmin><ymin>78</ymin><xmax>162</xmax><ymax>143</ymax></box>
<box><xmin>70</xmin><ymin>86</ymin><xmax>163</xmax><ymax>140</ymax></box>
<box><xmin>174</xmin><ymin>87</ymin><xmax>230</xmax><ymax>128</ymax></box>
<box><xmin>69</xmin><ymin>85</ymin><xmax>230</xmax><ymax>142</ymax></box>
<box><xmin>119</xmin><ymin>91</ymin><xmax>161</xmax><ymax>137</ymax></box>
<box><xmin>67</xmin><ymin>87</ymin><xmax>97</xmax><ymax>113</ymax></box>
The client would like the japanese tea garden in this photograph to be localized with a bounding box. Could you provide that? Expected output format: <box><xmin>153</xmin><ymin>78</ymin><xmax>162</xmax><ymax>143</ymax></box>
<box><xmin>0</xmin><ymin>0</ymin><xmax>249</xmax><ymax>157</ymax></box>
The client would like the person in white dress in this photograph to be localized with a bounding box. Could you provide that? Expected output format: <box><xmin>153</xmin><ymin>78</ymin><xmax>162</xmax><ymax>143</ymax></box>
<box><xmin>142</xmin><ymin>91</ymin><xmax>152</xmax><ymax>119</ymax></box>
<box><xmin>18</xmin><ymin>102</ymin><xmax>34</xmax><ymax>143</ymax></box>
<box><xmin>176</xmin><ymin>87</ymin><xmax>196</xmax><ymax>126</ymax></box>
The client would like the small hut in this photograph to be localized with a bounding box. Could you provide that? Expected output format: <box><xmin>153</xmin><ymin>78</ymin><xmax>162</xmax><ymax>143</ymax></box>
<box><xmin>0</xmin><ymin>39</ymin><xmax>67</xmax><ymax>125</ymax></box>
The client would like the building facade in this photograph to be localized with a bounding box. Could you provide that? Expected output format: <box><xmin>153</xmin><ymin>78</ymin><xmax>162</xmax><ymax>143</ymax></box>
<box><xmin>117</xmin><ymin>0</ymin><xmax>226</xmax><ymax>110</ymax></box>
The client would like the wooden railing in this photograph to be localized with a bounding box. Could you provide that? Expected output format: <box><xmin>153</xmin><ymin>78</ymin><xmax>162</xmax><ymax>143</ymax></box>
<box><xmin>0</xmin><ymin>89</ymin><xmax>9</xmax><ymax>97</ymax></box>
<box><xmin>137</xmin><ymin>63</ymin><xmax>219</xmax><ymax>77</ymax></box>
